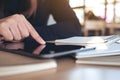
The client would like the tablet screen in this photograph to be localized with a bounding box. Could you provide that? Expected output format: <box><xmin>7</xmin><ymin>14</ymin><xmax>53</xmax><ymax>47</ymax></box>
<box><xmin>0</xmin><ymin>38</ymin><xmax>83</xmax><ymax>58</ymax></box>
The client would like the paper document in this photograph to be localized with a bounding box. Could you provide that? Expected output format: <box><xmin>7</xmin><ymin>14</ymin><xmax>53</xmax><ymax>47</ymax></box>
<box><xmin>54</xmin><ymin>35</ymin><xmax>115</xmax><ymax>46</ymax></box>
<box><xmin>75</xmin><ymin>41</ymin><xmax>120</xmax><ymax>59</ymax></box>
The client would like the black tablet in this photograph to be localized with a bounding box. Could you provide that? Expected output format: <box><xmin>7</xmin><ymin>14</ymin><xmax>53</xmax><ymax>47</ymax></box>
<box><xmin>0</xmin><ymin>38</ymin><xmax>84</xmax><ymax>59</ymax></box>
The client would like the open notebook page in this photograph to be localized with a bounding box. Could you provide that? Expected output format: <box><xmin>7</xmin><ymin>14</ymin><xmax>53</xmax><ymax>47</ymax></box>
<box><xmin>55</xmin><ymin>35</ymin><xmax>114</xmax><ymax>46</ymax></box>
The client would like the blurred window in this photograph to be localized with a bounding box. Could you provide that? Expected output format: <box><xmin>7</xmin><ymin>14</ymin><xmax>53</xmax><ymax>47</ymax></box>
<box><xmin>69</xmin><ymin>0</ymin><xmax>120</xmax><ymax>23</ymax></box>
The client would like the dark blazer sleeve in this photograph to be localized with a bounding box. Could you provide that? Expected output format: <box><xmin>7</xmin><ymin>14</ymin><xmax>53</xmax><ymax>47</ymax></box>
<box><xmin>49</xmin><ymin>0</ymin><xmax>78</xmax><ymax>22</ymax></box>
<box><xmin>47</xmin><ymin>0</ymin><xmax>82</xmax><ymax>39</ymax></box>
<box><xmin>4</xmin><ymin>0</ymin><xmax>28</xmax><ymax>17</ymax></box>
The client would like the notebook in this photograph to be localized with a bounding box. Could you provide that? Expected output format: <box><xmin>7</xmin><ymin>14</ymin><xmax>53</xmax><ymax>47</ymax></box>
<box><xmin>74</xmin><ymin>37</ymin><xmax>120</xmax><ymax>59</ymax></box>
<box><xmin>76</xmin><ymin>55</ymin><xmax>120</xmax><ymax>66</ymax></box>
<box><xmin>0</xmin><ymin>51</ymin><xmax>57</xmax><ymax>76</ymax></box>
<box><xmin>50</xmin><ymin>35</ymin><xmax>115</xmax><ymax>46</ymax></box>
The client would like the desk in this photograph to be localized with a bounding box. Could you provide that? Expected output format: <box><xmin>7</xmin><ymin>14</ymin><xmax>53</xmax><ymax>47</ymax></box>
<box><xmin>1</xmin><ymin>51</ymin><xmax>120</xmax><ymax>80</ymax></box>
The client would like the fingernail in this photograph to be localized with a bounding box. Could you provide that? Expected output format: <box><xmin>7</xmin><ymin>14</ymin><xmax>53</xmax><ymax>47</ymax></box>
<box><xmin>41</xmin><ymin>40</ymin><xmax>46</xmax><ymax>44</ymax></box>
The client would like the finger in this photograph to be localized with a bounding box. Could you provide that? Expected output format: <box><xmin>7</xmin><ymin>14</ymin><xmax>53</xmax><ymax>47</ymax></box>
<box><xmin>27</xmin><ymin>21</ymin><xmax>46</xmax><ymax>44</ymax></box>
<box><xmin>0</xmin><ymin>25</ymin><xmax>13</xmax><ymax>41</ymax></box>
<box><xmin>12</xmin><ymin>15</ymin><xmax>29</xmax><ymax>39</ymax></box>
<box><xmin>20</xmin><ymin>15</ymin><xmax>46</xmax><ymax>44</ymax></box>
<box><xmin>17</xmin><ymin>22</ymin><xmax>30</xmax><ymax>38</ymax></box>
<box><xmin>8</xmin><ymin>21</ymin><xmax>22</xmax><ymax>41</ymax></box>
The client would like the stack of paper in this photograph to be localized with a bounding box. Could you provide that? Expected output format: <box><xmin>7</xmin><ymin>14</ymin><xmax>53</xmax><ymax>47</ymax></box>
<box><xmin>74</xmin><ymin>36</ymin><xmax>120</xmax><ymax>66</ymax></box>
<box><xmin>0</xmin><ymin>51</ymin><xmax>57</xmax><ymax>76</ymax></box>
<box><xmin>51</xmin><ymin>35</ymin><xmax>120</xmax><ymax>66</ymax></box>
<box><xmin>75</xmin><ymin>42</ymin><xmax>120</xmax><ymax>59</ymax></box>
<box><xmin>53</xmin><ymin>35</ymin><xmax>115</xmax><ymax>46</ymax></box>
<box><xmin>47</xmin><ymin>35</ymin><xmax>120</xmax><ymax>66</ymax></box>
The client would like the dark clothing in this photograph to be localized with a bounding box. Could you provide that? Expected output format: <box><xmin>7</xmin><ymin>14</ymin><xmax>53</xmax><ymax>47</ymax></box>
<box><xmin>3</xmin><ymin>0</ymin><xmax>82</xmax><ymax>40</ymax></box>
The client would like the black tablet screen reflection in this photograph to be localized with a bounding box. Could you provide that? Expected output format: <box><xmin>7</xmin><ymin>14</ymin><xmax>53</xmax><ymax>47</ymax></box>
<box><xmin>24</xmin><ymin>38</ymin><xmax>83</xmax><ymax>56</ymax></box>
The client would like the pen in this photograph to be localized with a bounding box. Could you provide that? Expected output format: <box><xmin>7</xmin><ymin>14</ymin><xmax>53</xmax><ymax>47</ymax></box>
<box><xmin>46</xmin><ymin>41</ymin><xmax>55</xmax><ymax>43</ymax></box>
<box><xmin>46</xmin><ymin>40</ymin><xmax>96</xmax><ymax>52</ymax></box>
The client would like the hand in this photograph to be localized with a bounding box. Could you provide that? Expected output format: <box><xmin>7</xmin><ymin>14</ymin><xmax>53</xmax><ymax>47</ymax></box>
<box><xmin>0</xmin><ymin>14</ymin><xmax>45</xmax><ymax>44</ymax></box>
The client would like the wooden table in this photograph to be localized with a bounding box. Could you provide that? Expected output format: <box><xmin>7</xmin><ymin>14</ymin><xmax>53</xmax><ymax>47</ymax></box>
<box><xmin>1</xmin><ymin>51</ymin><xmax>120</xmax><ymax>80</ymax></box>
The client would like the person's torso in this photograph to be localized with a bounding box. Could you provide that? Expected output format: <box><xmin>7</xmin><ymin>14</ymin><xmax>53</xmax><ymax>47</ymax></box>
<box><xmin>4</xmin><ymin>0</ymin><xmax>51</xmax><ymax>27</ymax></box>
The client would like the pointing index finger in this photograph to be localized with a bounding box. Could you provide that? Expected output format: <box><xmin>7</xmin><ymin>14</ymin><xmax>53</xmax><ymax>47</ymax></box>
<box><xmin>27</xmin><ymin>22</ymin><xmax>45</xmax><ymax>44</ymax></box>
<box><xmin>20</xmin><ymin>15</ymin><xmax>46</xmax><ymax>44</ymax></box>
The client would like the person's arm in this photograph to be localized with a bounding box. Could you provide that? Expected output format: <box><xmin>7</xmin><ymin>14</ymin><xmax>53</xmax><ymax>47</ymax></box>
<box><xmin>49</xmin><ymin>0</ymin><xmax>82</xmax><ymax>37</ymax></box>
<box><xmin>0</xmin><ymin>14</ymin><xmax>45</xmax><ymax>44</ymax></box>
<box><xmin>49</xmin><ymin>0</ymin><xmax>78</xmax><ymax>22</ymax></box>
<box><xmin>22</xmin><ymin>0</ymin><xmax>37</xmax><ymax>18</ymax></box>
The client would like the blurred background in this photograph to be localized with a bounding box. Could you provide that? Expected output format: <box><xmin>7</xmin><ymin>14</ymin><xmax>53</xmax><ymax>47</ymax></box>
<box><xmin>68</xmin><ymin>0</ymin><xmax>120</xmax><ymax>36</ymax></box>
